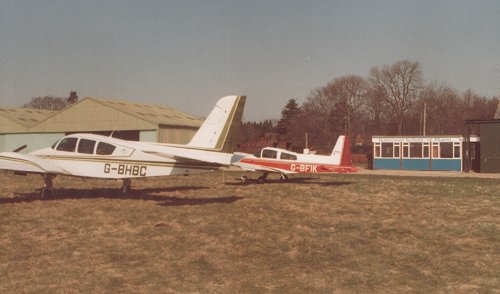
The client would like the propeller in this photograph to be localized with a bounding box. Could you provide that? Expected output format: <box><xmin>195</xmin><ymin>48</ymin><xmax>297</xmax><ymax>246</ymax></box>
<box><xmin>13</xmin><ymin>145</ymin><xmax>27</xmax><ymax>153</ymax></box>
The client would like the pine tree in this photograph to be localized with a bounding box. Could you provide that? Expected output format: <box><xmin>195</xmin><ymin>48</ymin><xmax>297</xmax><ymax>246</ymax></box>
<box><xmin>276</xmin><ymin>99</ymin><xmax>301</xmax><ymax>135</ymax></box>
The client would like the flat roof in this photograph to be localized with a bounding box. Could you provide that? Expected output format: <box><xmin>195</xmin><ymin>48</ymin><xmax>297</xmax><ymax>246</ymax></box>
<box><xmin>372</xmin><ymin>135</ymin><xmax>479</xmax><ymax>143</ymax></box>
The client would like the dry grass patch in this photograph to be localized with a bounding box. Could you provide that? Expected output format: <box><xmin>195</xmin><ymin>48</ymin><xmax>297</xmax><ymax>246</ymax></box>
<box><xmin>0</xmin><ymin>171</ymin><xmax>498</xmax><ymax>293</ymax></box>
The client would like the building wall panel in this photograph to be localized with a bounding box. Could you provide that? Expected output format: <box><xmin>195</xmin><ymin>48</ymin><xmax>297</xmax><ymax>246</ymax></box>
<box><xmin>0</xmin><ymin>133</ymin><xmax>64</xmax><ymax>153</ymax></box>
<box><xmin>140</xmin><ymin>130</ymin><xmax>157</xmax><ymax>142</ymax></box>
<box><xmin>480</xmin><ymin>124</ymin><xmax>500</xmax><ymax>173</ymax></box>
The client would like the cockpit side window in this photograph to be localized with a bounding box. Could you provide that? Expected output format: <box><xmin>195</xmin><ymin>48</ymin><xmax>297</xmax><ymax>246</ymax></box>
<box><xmin>253</xmin><ymin>149</ymin><xmax>262</xmax><ymax>158</ymax></box>
<box><xmin>280</xmin><ymin>152</ymin><xmax>297</xmax><ymax>160</ymax></box>
<box><xmin>262</xmin><ymin>149</ymin><xmax>278</xmax><ymax>159</ymax></box>
<box><xmin>78</xmin><ymin>139</ymin><xmax>96</xmax><ymax>154</ymax></box>
<box><xmin>96</xmin><ymin>142</ymin><xmax>116</xmax><ymax>155</ymax></box>
<box><xmin>56</xmin><ymin>137</ymin><xmax>78</xmax><ymax>152</ymax></box>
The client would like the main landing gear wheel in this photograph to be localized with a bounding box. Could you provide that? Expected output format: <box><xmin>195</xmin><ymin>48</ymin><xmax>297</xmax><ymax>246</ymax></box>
<box><xmin>121</xmin><ymin>179</ymin><xmax>132</xmax><ymax>195</ymax></box>
<box><xmin>257</xmin><ymin>172</ymin><xmax>269</xmax><ymax>184</ymax></box>
<box><xmin>42</xmin><ymin>174</ymin><xmax>55</xmax><ymax>198</ymax></box>
<box><xmin>279</xmin><ymin>174</ymin><xmax>289</xmax><ymax>182</ymax></box>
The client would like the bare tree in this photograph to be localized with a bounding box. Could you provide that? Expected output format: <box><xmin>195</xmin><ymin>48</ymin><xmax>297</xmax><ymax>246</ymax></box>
<box><xmin>22</xmin><ymin>96</ymin><xmax>69</xmax><ymax>110</ymax></box>
<box><xmin>301</xmin><ymin>87</ymin><xmax>339</xmax><ymax>148</ymax></box>
<box><xmin>365</xmin><ymin>86</ymin><xmax>386</xmax><ymax>131</ymax></box>
<box><xmin>416</xmin><ymin>83</ymin><xmax>462</xmax><ymax>134</ymax></box>
<box><xmin>324</xmin><ymin>75</ymin><xmax>368</xmax><ymax>136</ymax></box>
<box><xmin>369</xmin><ymin>60</ymin><xmax>422</xmax><ymax>134</ymax></box>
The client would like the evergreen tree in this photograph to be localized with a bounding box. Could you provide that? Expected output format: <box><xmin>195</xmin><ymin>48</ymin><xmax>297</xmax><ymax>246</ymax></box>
<box><xmin>276</xmin><ymin>99</ymin><xmax>301</xmax><ymax>135</ymax></box>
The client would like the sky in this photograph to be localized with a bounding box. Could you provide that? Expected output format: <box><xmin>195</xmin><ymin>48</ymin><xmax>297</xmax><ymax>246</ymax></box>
<box><xmin>1</xmin><ymin>0</ymin><xmax>499</xmax><ymax>121</ymax></box>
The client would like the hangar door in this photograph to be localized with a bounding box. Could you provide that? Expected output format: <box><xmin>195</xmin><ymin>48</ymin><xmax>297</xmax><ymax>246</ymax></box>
<box><xmin>480</xmin><ymin>123</ymin><xmax>500</xmax><ymax>173</ymax></box>
<box><xmin>158</xmin><ymin>126</ymin><xmax>197</xmax><ymax>144</ymax></box>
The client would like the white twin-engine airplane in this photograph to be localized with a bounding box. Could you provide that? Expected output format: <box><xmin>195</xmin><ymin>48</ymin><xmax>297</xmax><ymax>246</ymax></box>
<box><xmin>0</xmin><ymin>95</ymin><xmax>246</xmax><ymax>196</ymax></box>
<box><xmin>232</xmin><ymin>135</ymin><xmax>358</xmax><ymax>184</ymax></box>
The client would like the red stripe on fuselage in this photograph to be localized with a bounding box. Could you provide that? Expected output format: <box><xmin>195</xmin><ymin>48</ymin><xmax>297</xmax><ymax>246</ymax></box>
<box><xmin>239</xmin><ymin>158</ymin><xmax>357</xmax><ymax>173</ymax></box>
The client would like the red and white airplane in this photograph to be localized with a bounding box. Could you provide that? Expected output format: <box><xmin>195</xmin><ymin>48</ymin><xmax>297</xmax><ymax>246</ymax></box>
<box><xmin>232</xmin><ymin>135</ymin><xmax>358</xmax><ymax>183</ymax></box>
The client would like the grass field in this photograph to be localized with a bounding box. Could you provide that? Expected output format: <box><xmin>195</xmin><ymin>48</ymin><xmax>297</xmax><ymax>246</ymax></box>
<box><xmin>0</xmin><ymin>170</ymin><xmax>499</xmax><ymax>293</ymax></box>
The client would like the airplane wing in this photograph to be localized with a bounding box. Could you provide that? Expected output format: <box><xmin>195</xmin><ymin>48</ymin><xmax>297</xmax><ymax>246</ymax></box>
<box><xmin>231</xmin><ymin>160</ymin><xmax>294</xmax><ymax>174</ymax></box>
<box><xmin>0</xmin><ymin>152</ymin><xmax>69</xmax><ymax>175</ymax></box>
<box><xmin>141</xmin><ymin>146</ymin><xmax>233</xmax><ymax>166</ymax></box>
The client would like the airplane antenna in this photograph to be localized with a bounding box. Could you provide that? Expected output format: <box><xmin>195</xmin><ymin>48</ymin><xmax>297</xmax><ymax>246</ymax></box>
<box><xmin>110</xmin><ymin>127</ymin><xmax>116</xmax><ymax>138</ymax></box>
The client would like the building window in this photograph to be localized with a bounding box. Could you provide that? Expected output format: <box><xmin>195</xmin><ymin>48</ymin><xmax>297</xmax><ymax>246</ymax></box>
<box><xmin>381</xmin><ymin>143</ymin><xmax>393</xmax><ymax>158</ymax></box>
<box><xmin>432</xmin><ymin>143</ymin><xmax>439</xmax><ymax>158</ymax></box>
<box><xmin>394</xmin><ymin>143</ymin><xmax>400</xmax><ymax>158</ymax></box>
<box><xmin>402</xmin><ymin>143</ymin><xmax>409</xmax><ymax>158</ymax></box>
<box><xmin>453</xmin><ymin>143</ymin><xmax>461</xmax><ymax>158</ymax></box>
<box><xmin>410</xmin><ymin>142</ymin><xmax>422</xmax><ymax>158</ymax></box>
<box><xmin>423</xmin><ymin>143</ymin><xmax>430</xmax><ymax>158</ymax></box>
<box><xmin>374</xmin><ymin>143</ymin><xmax>381</xmax><ymax>158</ymax></box>
<box><xmin>440</xmin><ymin>142</ymin><xmax>453</xmax><ymax>158</ymax></box>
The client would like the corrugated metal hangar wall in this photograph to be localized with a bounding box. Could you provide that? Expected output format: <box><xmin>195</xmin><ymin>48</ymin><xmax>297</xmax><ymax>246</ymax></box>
<box><xmin>0</xmin><ymin>97</ymin><xmax>202</xmax><ymax>153</ymax></box>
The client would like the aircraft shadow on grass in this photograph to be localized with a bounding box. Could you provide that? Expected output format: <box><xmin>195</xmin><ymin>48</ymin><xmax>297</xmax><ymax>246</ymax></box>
<box><xmin>0</xmin><ymin>186</ymin><xmax>244</xmax><ymax>207</ymax></box>
<box><xmin>225</xmin><ymin>176</ymin><xmax>354</xmax><ymax>187</ymax></box>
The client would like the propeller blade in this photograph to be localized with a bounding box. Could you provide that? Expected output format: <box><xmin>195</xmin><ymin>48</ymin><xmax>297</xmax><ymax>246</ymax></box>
<box><xmin>13</xmin><ymin>145</ymin><xmax>27</xmax><ymax>153</ymax></box>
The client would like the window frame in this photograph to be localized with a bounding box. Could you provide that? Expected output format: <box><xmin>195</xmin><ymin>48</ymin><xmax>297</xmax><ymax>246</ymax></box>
<box><xmin>422</xmin><ymin>142</ymin><xmax>430</xmax><ymax>159</ymax></box>
<box><xmin>453</xmin><ymin>142</ymin><xmax>461</xmax><ymax>159</ymax></box>
<box><xmin>439</xmin><ymin>142</ymin><xmax>454</xmax><ymax>159</ymax></box>
<box><xmin>96</xmin><ymin>142</ymin><xmax>116</xmax><ymax>156</ymax></box>
<box><xmin>374</xmin><ymin>143</ymin><xmax>381</xmax><ymax>158</ymax></box>
<box><xmin>402</xmin><ymin>142</ymin><xmax>410</xmax><ymax>158</ymax></box>
<box><xmin>280</xmin><ymin>152</ymin><xmax>297</xmax><ymax>161</ymax></box>
<box><xmin>261</xmin><ymin>149</ymin><xmax>278</xmax><ymax>159</ymax></box>
<box><xmin>56</xmin><ymin>137</ymin><xmax>78</xmax><ymax>152</ymax></box>
<box><xmin>77</xmin><ymin>138</ymin><xmax>96</xmax><ymax>155</ymax></box>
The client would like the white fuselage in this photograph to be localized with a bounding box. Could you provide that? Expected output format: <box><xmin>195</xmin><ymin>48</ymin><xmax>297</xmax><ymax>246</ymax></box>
<box><xmin>23</xmin><ymin>133</ymin><xmax>231</xmax><ymax>179</ymax></box>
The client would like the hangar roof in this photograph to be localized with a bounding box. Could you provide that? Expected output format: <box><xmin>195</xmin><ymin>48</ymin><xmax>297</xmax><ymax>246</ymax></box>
<box><xmin>82</xmin><ymin>97</ymin><xmax>202</xmax><ymax>127</ymax></box>
<box><xmin>0</xmin><ymin>106</ymin><xmax>55</xmax><ymax>128</ymax></box>
<box><xmin>26</xmin><ymin>97</ymin><xmax>203</xmax><ymax>133</ymax></box>
<box><xmin>1</xmin><ymin>97</ymin><xmax>203</xmax><ymax>134</ymax></box>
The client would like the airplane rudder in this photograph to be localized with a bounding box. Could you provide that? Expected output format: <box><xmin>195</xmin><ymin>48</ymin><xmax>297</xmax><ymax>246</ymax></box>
<box><xmin>340</xmin><ymin>136</ymin><xmax>352</xmax><ymax>166</ymax></box>
<box><xmin>218</xmin><ymin>95</ymin><xmax>246</xmax><ymax>153</ymax></box>
<box><xmin>187</xmin><ymin>95</ymin><xmax>246</xmax><ymax>151</ymax></box>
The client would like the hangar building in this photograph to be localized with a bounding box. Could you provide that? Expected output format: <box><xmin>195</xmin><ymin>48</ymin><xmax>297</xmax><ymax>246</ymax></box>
<box><xmin>0</xmin><ymin>107</ymin><xmax>57</xmax><ymax>153</ymax></box>
<box><xmin>0</xmin><ymin>97</ymin><xmax>203</xmax><ymax>153</ymax></box>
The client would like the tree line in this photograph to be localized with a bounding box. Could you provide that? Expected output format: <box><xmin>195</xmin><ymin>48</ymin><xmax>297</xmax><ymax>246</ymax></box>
<box><xmin>239</xmin><ymin>59</ymin><xmax>499</xmax><ymax>153</ymax></box>
<box><xmin>21</xmin><ymin>91</ymin><xmax>79</xmax><ymax>110</ymax></box>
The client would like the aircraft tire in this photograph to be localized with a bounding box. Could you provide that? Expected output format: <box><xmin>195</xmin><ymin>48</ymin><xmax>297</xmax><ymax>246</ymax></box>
<box><xmin>42</xmin><ymin>188</ymin><xmax>53</xmax><ymax>199</ymax></box>
<box><xmin>257</xmin><ymin>176</ymin><xmax>265</xmax><ymax>184</ymax></box>
<box><xmin>121</xmin><ymin>184</ymin><xmax>131</xmax><ymax>194</ymax></box>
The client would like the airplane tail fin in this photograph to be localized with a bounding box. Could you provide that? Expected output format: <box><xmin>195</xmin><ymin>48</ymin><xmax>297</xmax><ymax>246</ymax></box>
<box><xmin>187</xmin><ymin>95</ymin><xmax>246</xmax><ymax>152</ymax></box>
<box><xmin>330</xmin><ymin>135</ymin><xmax>352</xmax><ymax>166</ymax></box>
